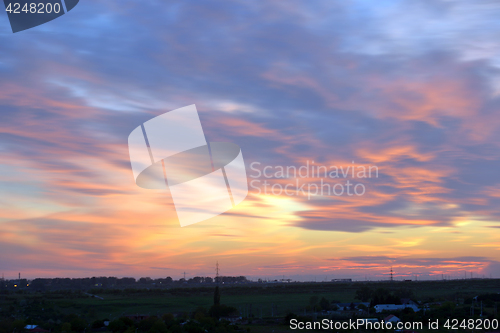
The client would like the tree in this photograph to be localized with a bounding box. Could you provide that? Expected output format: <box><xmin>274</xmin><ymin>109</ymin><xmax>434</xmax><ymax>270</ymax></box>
<box><xmin>319</xmin><ymin>297</ymin><xmax>330</xmax><ymax>311</ymax></box>
<box><xmin>394</xmin><ymin>287</ymin><xmax>414</xmax><ymax>299</ymax></box>
<box><xmin>70</xmin><ymin>316</ymin><xmax>87</xmax><ymax>332</ymax></box>
<box><xmin>108</xmin><ymin>319</ymin><xmax>127</xmax><ymax>333</ymax></box>
<box><xmin>92</xmin><ymin>319</ymin><xmax>105</xmax><ymax>329</ymax></box>
<box><xmin>209</xmin><ymin>304</ymin><xmax>238</xmax><ymax>319</ymax></box>
<box><xmin>309</xmin><ymin>295</ymin><xmax>319</xmax><ymax>306</ymax></box>
<box><xmin>150</xmin><ymin>320</ymin><xmax>169</xmax><ymax>333</ymax></box>
<box><xmin>12</xmin><ymin>320</ymin><xmax>26</xmax><ymax>332</ymax></box>
<box><xmin>193</xmin><ymin>306</ymin><xmax>207</xmax><ymax>321</ymax></box>
<box><xmin>139</xmin><ymin>277</ymin><xmax>152</xmax><ymax>284</ymax></box>
<box><xmin>214</xmin><ymin>285</ymin><xmax>221</xmax><ymax>305</ymax></box>
<box><xmin>138</xmin><ymin>317</ymin><xmax>160</xmax><ymax>332</ymax></box>
<box><xmin>355</xmin><ymin>286</ymin><xmax>373</xmax><ymax>302</ymax></box>
<box><xmin>61</xmin><ymin>323</ymin><xmax>72</xmax><ymax>333</ymax></box>
<box><xmin>438</xmin><ymin>301</ymin><xmax>456</xmax><ymax>317</ymax></box>
<box><xmin>370</xmin><ymin>288</ymin><xmax>400</xmax><ymax>306</ymax></box>
<box><xmin>162</xmin><ymin>313</ymin><xmax>175</xmax><ymax>327</ymax></box>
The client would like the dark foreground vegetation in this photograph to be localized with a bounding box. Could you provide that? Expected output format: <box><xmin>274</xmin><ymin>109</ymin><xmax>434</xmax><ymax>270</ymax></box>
<box><xmin>1</xmin><ymin>278</ymin><xmax>499</xmax><ymax>333</ymax></box>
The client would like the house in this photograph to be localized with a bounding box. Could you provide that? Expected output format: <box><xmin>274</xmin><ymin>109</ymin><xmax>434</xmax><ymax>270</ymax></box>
<box><xmin>220</xmin><ymin>316</ymin><xmax>242</xmax><ymax>323</ymax></box>
<box><xmin>374</xmin><ymin>304</ymin><xmax>419</xmax><ymax>313</ymax></box>
<box><xmin>384</xmin><ymin>314</ymin><xmax>400</xmax><ymax>323</ymax></box>
<box><xmin>25</xmin><ymin>326</ymin><xmax>50</xmax><ymax>333</ymax></box>
<box><xmin>331</xmin><ymin>279</ymin><xmax>352</xmax><ymax>282</ymax></box>
<box><xmin>336</xmin><ymin>302</ymin><xmax>370</xmax><ymax>311</ymax></box>
<box><xmin>375</xmin><ymin>304</ymin><xmax>403</xmax><ymax>312</ymax></box>
<box><xmin>336</xmin><ymin>303</ymin><xmax>352</xmax><ymax>310</ymax></box>
<box><xmin>401</xmin><ymin>298</ymin><xmax>418</xmax><ymax>306</ymax></box>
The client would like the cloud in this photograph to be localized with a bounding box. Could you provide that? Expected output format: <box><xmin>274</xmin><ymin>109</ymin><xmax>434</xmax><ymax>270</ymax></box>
<box><xmin>0</xmin><ymin>0</ymin><xmax>500</xmax><ymax>278</ymax></box>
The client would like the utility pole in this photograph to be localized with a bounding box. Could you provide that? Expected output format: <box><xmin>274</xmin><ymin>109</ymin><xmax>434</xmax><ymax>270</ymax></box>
<box><xmin>390</xmin><ymin>267</ymin><xmax>393</xmax><ymax>282</ymax></box>
<box><xmin>215</xmin><ymin>261</ymin><xmax>220</xmax><ymax>285</ymax></box>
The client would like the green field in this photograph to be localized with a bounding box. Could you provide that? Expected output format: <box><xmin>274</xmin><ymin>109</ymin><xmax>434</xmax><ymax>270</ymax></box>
<box><xmin>1</xmin><ymin>279</ymin><xmax>499</xmax><ymax>322</ymax></box>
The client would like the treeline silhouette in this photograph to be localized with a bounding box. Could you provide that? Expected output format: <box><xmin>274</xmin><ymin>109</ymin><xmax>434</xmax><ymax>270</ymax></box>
<box><xmin>0</xmin><ymin>275</ymin><xmax>249</xmax><ymax>292</ymax></box>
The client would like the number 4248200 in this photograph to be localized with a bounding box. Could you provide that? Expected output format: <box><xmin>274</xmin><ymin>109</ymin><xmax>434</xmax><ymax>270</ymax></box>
<box><xmin>5</xmin><ymin>2</ymin><xmax>62</xmax><ymax>14</ymax></box>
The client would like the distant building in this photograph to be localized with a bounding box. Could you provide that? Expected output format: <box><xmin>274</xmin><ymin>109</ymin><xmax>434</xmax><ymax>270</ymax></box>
<box><xmin>25</xmin><ymin>326</ymin><xmax>50</xmax><ymax>333</ymax></box>
<box><xmin>336</xmin><ymin>302</ymin><xmax>370</xmax><ymax>311</ymax></box>
<box><xmin>331</xmin><ymin>279</ymin><xmax>352</xmax><ymax>282</ymax></box>
<box><xmin>220</xmin><ymin>316</ymin><xmax>242</xmax><ymax>323</ymax></box>
<box><xmin>401</xmin><ymin>298</ymin><xmax>418</xmax><ymax>306</ymax></box>
<box><xmin>374</xmin><ymin>304</ymin><xmax>419</xmax><ymax>313</ymax></box>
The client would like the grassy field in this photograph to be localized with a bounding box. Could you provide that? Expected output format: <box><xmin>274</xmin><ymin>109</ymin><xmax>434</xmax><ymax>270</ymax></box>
<box><xmin>0</xmin><ymin>279</ymin><xmax>499</xmax><ymax>322</ymax></box>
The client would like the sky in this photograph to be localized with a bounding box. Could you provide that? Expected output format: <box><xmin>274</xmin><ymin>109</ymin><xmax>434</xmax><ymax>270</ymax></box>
<box><xmin>0</xmin><ymin>0</ymin><xmax>500</xmax><ymax>281</ymax></box>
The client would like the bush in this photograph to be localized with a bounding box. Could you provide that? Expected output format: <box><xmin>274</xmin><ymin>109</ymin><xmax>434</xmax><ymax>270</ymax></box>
<box><xmin>108</xmin><ymin>318</ymin><xmax>133</xmax><ymax>333</ymax></box>
<box><xmin>209</xmin><ymin>304</ymin><xmax>239</xmax><ymax>319</ymax></box>
<box><xmin>92</xmin><ymin>319</ymin><xmax>105</xmax><ymax>329</ymax></box>
<box><xmin>138</xmin><ymin>316</ymin><xmax>160</xmax><ymax>332</ymax></box>
<box><xmin>150</xmin><ymin>320</ymin><xmax>169</xmax><ymax>333</ymax></box>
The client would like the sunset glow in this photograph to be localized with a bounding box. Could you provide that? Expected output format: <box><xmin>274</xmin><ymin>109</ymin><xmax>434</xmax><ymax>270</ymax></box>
<box><xmin>0</xmin><ymin>0</ymin><xmax>499</xmax><ymax>281</ymax></box>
